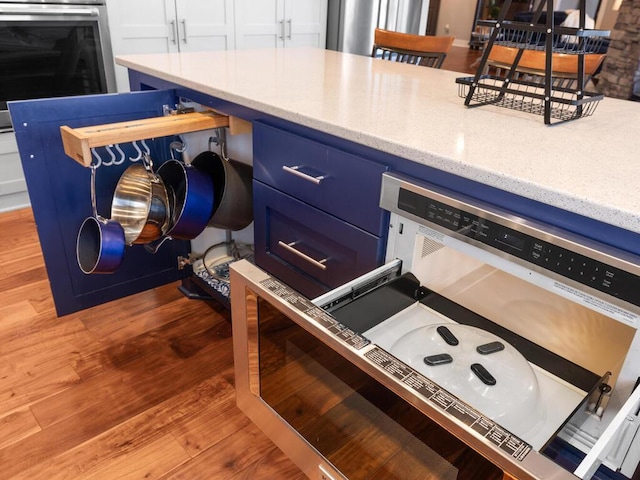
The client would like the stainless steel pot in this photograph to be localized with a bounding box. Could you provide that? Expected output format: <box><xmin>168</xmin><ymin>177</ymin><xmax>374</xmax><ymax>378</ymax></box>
<box><xmin>191</xmin><ymin>151</ymin><xmax>253</xmax><ymax>231</ymax></box>
<box><xmin>111</xmin><ymin>154</ymin><xmax>169</xmax><ymax>245</ymax></box>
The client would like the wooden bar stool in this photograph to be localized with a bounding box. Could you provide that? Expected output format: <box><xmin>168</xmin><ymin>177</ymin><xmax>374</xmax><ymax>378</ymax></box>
<box><xmin>486</xmin><ymin>45</ymin><xmax>606</xmax><ymax>89</ymax></box>
<box><xmin>371</xmin><ymin>28</ymin><xmax>455</xmax><ymax>69</ymax></box>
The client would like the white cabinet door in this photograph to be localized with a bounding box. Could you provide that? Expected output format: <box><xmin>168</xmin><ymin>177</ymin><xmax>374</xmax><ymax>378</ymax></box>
<box><xmin>108</xmin><ymin>0</ymin><xmax>178</xmax><ymax>55</ymax></box>
<box><xmin>107</xmin><ymin>0</ymin><xmax>235</xmax><ymax>91</ymax></box>
<box><xmin>107</xmin><ymin>0</ymin><xmax>178</xmax><ymax>90</ymax></box>
<box><xmin>283</xmin><ymin>0</ymin><xmax>327</xmax><ymax>48</ymax></box>
<box><xmin>174</xmin><ymin>0</ymin><xmax>236</xmax><ymax>52</ymax></box>
<box><xmin>234</xmin><ymin>0</ymin><xmax>283</xmax><ymax>49</ymax></box>
<box><xmin>235</xmin><ymin>0</ymin><xmax>327</xmax><ymax>49</ymax></box>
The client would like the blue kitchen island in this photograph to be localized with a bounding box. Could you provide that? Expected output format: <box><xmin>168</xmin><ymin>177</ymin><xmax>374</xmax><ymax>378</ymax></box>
<box><xmin>113</xmin><ymin>48</ymin><xmax>640</xmax><ymax>480</ymax></box>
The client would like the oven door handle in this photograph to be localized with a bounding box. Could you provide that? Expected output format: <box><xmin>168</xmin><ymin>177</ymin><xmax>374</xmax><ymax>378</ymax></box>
<box><xmin>278</xmin><ymin>241</ymin><xmax>327</xmax><ymax>271</ymax></box>
<box><xmin>0</xmin><ymin>7</ymin><xmax>99</xmax><ymax>17</ymax></box>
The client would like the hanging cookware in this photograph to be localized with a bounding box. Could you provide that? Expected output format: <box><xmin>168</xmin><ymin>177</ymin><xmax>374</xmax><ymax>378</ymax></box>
<box><xmin>191</xmin><ymin>150</ymin><xmax>253</xmax><ymax>231</ymax></box>
<box><xmin>111</xmin><ymin>154</ymin><xmax>170</xmax><ymax>245</ymax></box>
<box><xmin>157</xmin><ymin>159</ymin><xmax>215</xmax><ymax>240</ymax></box>
<box><xmin>76</xmin><ymin>165</ymin><xmax>126</xmax><ymax>274</ymax></box>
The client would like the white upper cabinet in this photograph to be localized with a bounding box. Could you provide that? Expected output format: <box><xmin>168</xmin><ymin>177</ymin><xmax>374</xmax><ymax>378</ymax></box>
<box><xmin>234</xmin><ymin>0</ymin><xmax>327</xmax><ymax>50</ymax></box>
<box><xmin>107</xmin><ymin>0</ymin><xmax>235</xmax><ymax>91</ymax></box>
<box><xmin>174</xmin><ymin>0</ymin><xmax>236</xmax><ymax>51</ymax></box>
<box><xmin>107</xmin><ymin>0</ymin><xmax>326</xmax><ymax>90</ymax></box>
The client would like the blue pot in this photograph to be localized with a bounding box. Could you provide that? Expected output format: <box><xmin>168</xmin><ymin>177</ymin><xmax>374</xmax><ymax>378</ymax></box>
<box><xmin>76</xmin><ymin>215</ymin><xmax>125</xmax><ymax>274</ymax></box>
<box><xmin>158</xmin><ymin>159</ymin><xmax>215</xmax><ymax>240</ymax></box>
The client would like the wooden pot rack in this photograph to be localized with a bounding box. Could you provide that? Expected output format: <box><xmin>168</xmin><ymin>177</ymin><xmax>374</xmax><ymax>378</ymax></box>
<box><xmin>60</xmin><ymin>110</ymin><xmax>250</xmax><ymax>167</ymax></box>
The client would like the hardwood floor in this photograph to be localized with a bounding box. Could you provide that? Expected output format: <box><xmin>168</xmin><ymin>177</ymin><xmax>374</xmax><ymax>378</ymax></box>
<box><xmin>442</xmin><ymin>45</ymin><xmax>483</xmax><ymax>75</ymax></box>
<box><xmin>0</xmin><ymin>207</ymin><xmax>305</xmax><ymax>479</ymax></box>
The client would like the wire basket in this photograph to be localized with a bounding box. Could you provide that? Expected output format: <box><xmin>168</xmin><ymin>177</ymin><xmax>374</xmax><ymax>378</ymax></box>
<box><xmin>456</xmin><ymin>75</ymin><xmax>603</xmax><ymax>123</ymax></box>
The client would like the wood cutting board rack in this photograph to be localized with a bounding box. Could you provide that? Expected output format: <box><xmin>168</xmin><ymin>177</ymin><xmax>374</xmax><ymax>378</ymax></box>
<box><xmin>60</xmin><ymin>110</ymin><xmax>250</xmax><ymax>167</ymax></box>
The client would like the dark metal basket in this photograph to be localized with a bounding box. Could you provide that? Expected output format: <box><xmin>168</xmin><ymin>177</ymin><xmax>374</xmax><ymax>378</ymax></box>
<box><xmin>456</xmin><ymin>75</ymin><xmax>603</xmax><ymax>123</ymax></box>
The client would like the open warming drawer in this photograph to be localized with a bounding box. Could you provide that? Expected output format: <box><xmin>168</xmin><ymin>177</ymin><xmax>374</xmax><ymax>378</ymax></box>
<box><xmin>231</xmin><ymin>172</ymin><xmax>640</xmax><ymax>480</ymax></box>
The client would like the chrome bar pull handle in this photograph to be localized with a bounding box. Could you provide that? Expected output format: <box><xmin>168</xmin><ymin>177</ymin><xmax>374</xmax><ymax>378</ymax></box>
<box><xmin>279</xmin><ymin>19</ymin><xmax>284</xmax><ymax>40</ymax></box>
<box><xmin>278</xmin><ymin>241</ymin><xmax>327</xmax><ymax>271</ymax></box>
<box><xmin>181</xmin><ymin>19</ymin><xmax>187</xmax><ymax>43</ymax></box>
<box><xmin>170</xmin><ymin>20</ymin><xmax>177</xmax><ymax>44</ymax></box>
<box><xmin>282</xmin><ymin>165</ymin><xmax>325</xmax><ymax>185</ymax></box>
<box><xmin>287</xmin><ymin>19</ymin><xmax>292</xmax><ymax>40</ymax></box>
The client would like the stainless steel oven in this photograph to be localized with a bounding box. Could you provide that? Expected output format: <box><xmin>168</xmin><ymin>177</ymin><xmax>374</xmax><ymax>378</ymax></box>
<box><xmin>0</xmin><ymin>0</ymin><xmax>116</xmax><ymax>131</ymax></box>
<box><xmin>231</xmin><ymin>171</ymin><xmax>640</xmax><ymax>480</ymax></box>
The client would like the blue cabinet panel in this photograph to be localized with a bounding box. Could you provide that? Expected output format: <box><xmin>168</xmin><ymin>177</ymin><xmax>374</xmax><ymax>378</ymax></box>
<box><xmin>253</xmin><ymin>122</ymin><xmax>388</xmax><ymax>236</ymax></box>
<box><xmin>9</xmin><ymin>90</ymin><xmax>190</xmax><ymax>316</ymax></box>
<box><xmin>254</xmin><ymin>181</ymin><xmax>386</xmax><ymax>299</ymax></box>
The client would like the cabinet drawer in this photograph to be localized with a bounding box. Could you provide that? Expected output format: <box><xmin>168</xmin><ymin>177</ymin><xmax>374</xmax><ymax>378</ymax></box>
<box><xmin>253</xmin><ymin>122</ymin><xmax>387</xmax><ymax>236</ymax></box>
<box><xmin>254</xmin><ymin>181</ymin><xmax>385</xmax><ymax>299</ymax></box>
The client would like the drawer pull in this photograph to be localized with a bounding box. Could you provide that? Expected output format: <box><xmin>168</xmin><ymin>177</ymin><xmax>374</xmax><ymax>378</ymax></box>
<box><xmin>278</xmin><ymin>241</ymin><xmax>327</xmax><ymax>271</ymax></box>
<box><xmin>282</xmin><ymin>165</ymin><xmax>325</xmax><ymax>185</ymax></box>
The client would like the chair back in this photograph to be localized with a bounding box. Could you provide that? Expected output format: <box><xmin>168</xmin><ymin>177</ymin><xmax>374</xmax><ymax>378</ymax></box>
<box><xmin>487</xmin><ymin>45</ymin><xmax>605</xmax><ymax>88</ymax></box>
<box><xmin>372</xmin><ymin>28</ymin><xmax>455</xmax><ymax>69</ymax></box>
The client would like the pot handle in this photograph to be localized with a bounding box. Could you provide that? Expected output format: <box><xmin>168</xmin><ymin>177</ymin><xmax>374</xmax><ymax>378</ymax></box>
<box><xmin>141</xmin><ymin>152</ymin><xmax>163</xmax><ymax>183</ymax></box>
<box><xmin>89</xmin><ymin>165</ymin><xmax>107</xmax><ymax>223</ymax></box>
<box><xmin>143</xmin><ymin>235</ymin><xmax>173</xmax><ymax>254</ymax></box>
<box><xmin>141</xmin><ymin>152</ymin><xmax>155</xmax><ymax>172</ymax></box>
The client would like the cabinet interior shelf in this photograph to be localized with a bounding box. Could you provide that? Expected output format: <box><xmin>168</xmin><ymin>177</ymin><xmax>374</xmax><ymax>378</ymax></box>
<box><xmin>60</xmin><ymin>110</ymin><xmax>231</xmax><ymax>167</ymax></box>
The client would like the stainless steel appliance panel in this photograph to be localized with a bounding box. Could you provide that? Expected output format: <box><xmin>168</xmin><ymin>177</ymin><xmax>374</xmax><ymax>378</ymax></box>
<box><xmin>0</xmin><ymin>0</ymin><xmax>116</xmax><ymax>130</ymax></box>
<box><xmin>326</xmin><ymin>0</ymin><xmax>429</xmax><ymax>56</ymax></box>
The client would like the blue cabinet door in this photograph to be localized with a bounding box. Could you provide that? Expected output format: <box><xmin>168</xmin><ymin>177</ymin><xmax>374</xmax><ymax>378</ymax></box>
<box><xmin>9</xmin><ymin>90</ymin><xmax>190</xmax><ymax>316</ymax></box>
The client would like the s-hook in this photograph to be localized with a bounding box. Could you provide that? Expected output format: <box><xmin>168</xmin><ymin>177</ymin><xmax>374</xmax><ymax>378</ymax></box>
<box><xmin>101</xmin><ymin>145</ymin><xmax>117</xmax><ymax>167</ymax></box>
<box><xmin>209</xmin><ymin>128</ymin><xmax>229</xmax><ymax>161</ymax></box>
<box><xmin>114</xmin><ymin>144</ymin><xmax>126</xmax><ymax>165</ymax></box>
<box><xmin>169</xmin><ymin>136</ymin><xmax>187</xmax><ymax>160</ymax></box>
<box><xmin>129</xmin><ymin>140</ymin><xmax>143</xmax><ymax>161</ymax></box>
<box><xmin>90</xmin><ymin>148</ymin><xmax>102</xmax><ymax>169</ymax></box>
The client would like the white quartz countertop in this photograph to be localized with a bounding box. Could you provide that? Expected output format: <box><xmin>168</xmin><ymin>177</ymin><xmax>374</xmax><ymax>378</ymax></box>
<box><xmin>116</xmin><ymin>48</ymin><xmax>640</xmax><ymax>235</ymax></box>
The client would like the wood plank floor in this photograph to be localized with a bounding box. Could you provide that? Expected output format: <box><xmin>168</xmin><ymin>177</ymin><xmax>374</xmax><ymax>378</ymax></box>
<box><xmin>0</xmin><ymin>207</ymin><xmax>305</xmax><ymax>479</ymax></box>
<box><xmin>442</xmin><ymin>45</ymin><xmax>483</xmax><ymax>75</ymax></box>
<box><xmin>0</xmin><ymin>46</ymin><xmax>482</xmax><ymax>480</ymax></box>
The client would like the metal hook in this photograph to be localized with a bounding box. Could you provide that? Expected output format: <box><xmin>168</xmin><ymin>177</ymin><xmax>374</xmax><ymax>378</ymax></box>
<box><xmin>102</xmin><ymin>145</ymin><xmax>116</xmax><ymax>167</ymax></box>
<box><xmin>179</xmin><ymin>135</ymin><xmax>187</xmax><ymax>151</ymax></box>
<box><xmin>143</xmin><ymin>235</ymin><xmax>173</xmax><ymax>254</ymax></box>
<box><xmin>114</xmin><ymin>144</ymin><xmax>126</xmax><ymax>165</ymax></box>
<box><xmin>169</xmin><ymin>137</ymin><xmax>186</xmax><ymax>160</ymax></box>
<box><xmin>220</xmin><ymin>135</ymin><xmax>229</xmax><ymax>161</ymax></box>
<box><xmin>141</xmin><ymin>152</ymin><xmax>154</xmax><ymax>174</ymax></box>
<box><xmin>90</xmin><ymin>148</ymin><xmax>102</xmax><ymax>169</ymax></box>
<box><xmin>141</xmin><ymin>139</ymin><xmax>151</xmax><ymax>155</ymax></box>
<box><xmin>129</xmin><ymin>141</ymin><xmax>143</xmax><ymax>162</ymax></box>
<box><xmin>209</xmin><ymin>128</ymin><xmax>229</xmax><ymax>161</ymax></box>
